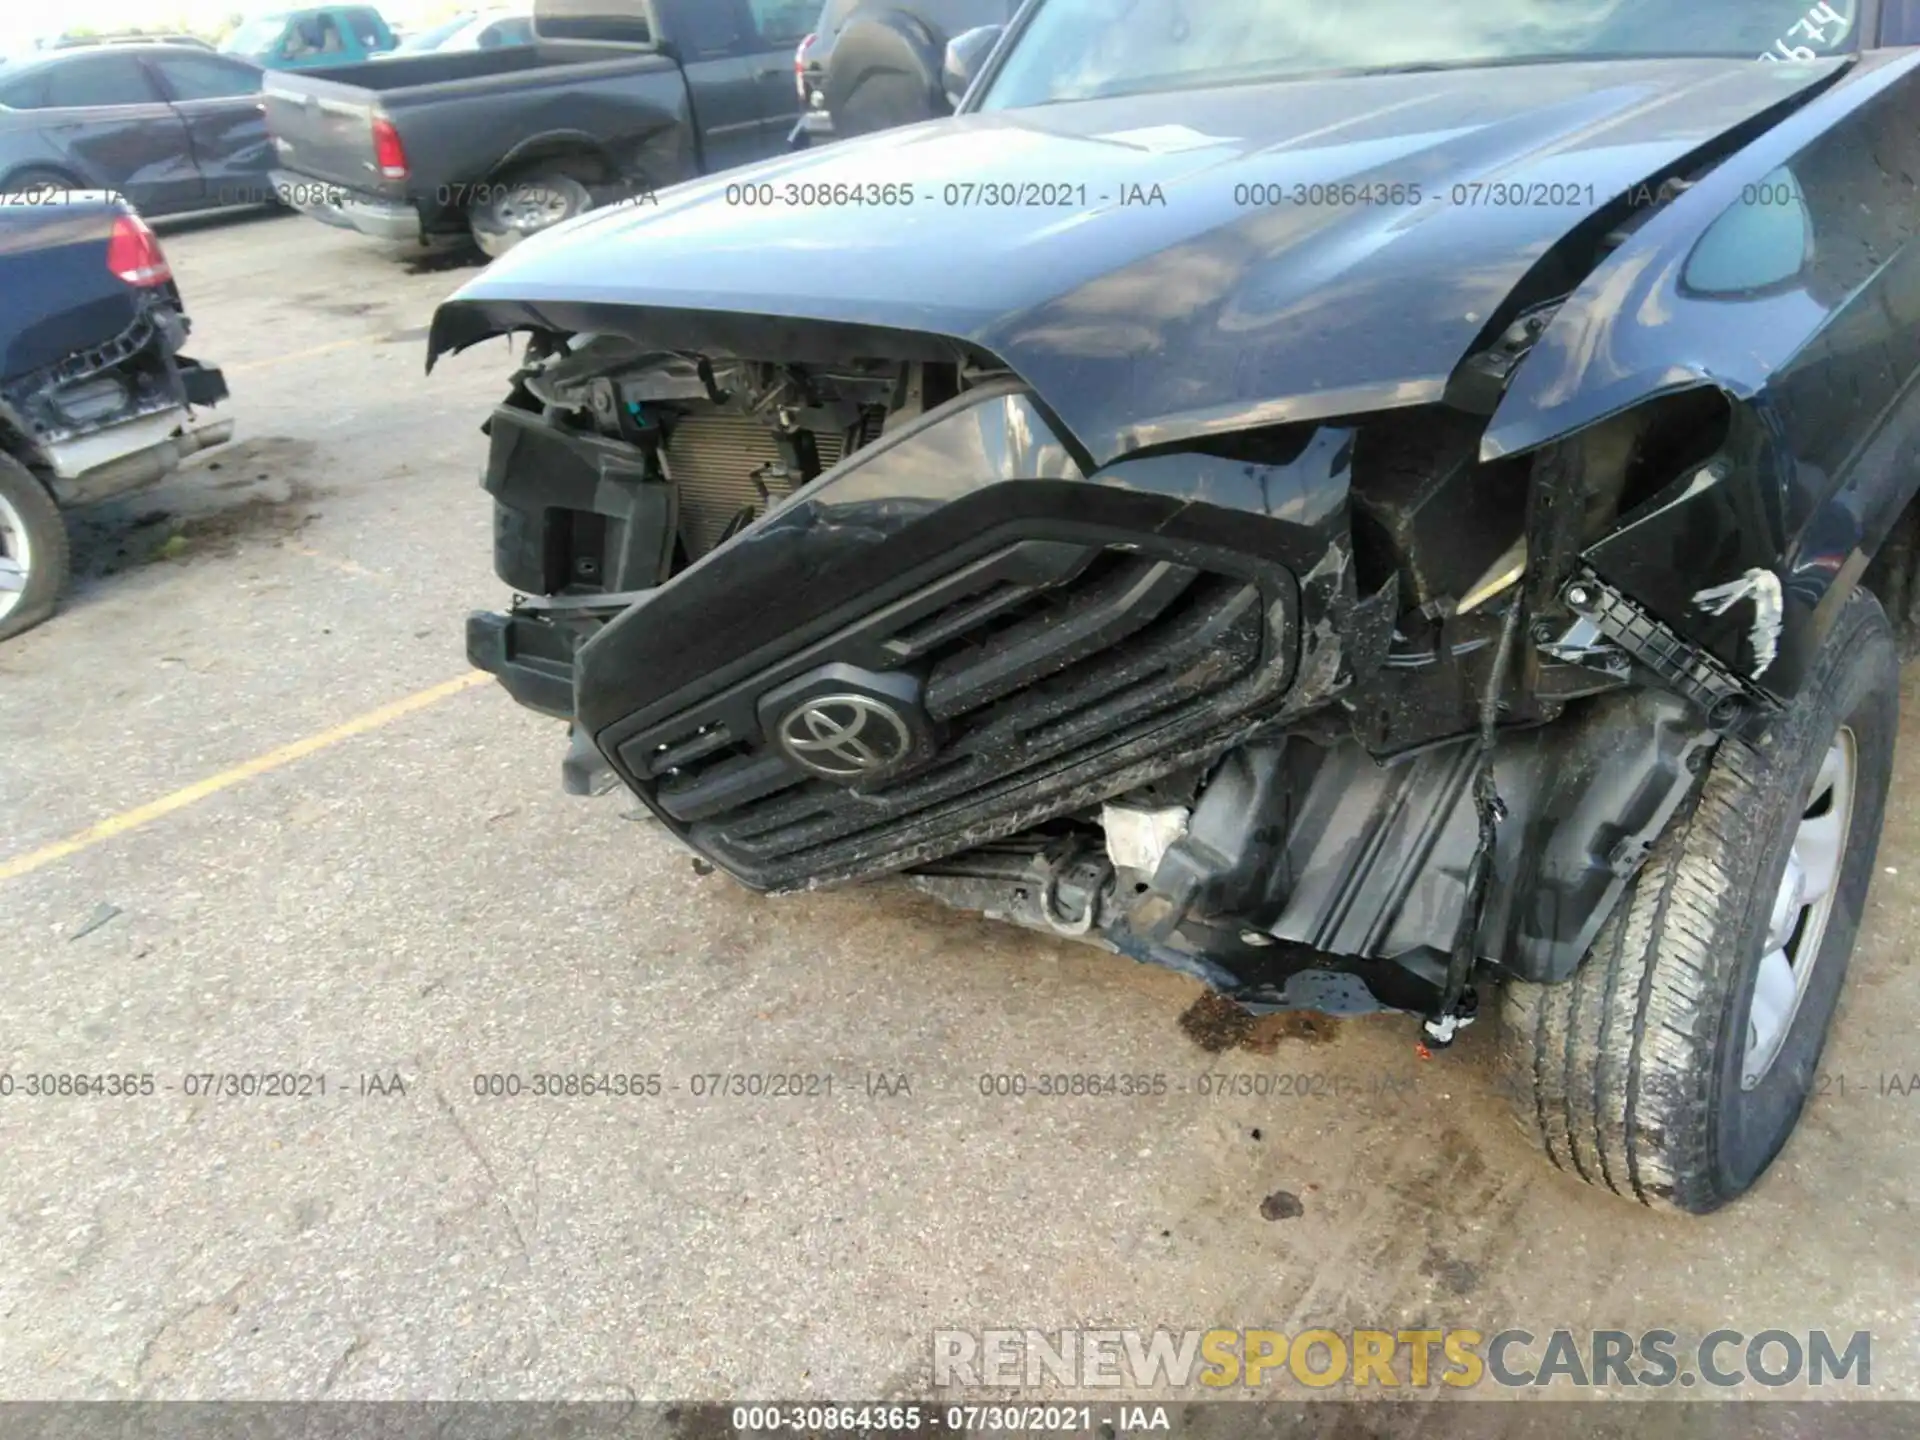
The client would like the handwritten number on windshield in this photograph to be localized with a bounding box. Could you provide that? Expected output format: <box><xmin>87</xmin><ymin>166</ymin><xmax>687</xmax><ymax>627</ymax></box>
<box><xmin>1759</xmin><ymin>1</ymin><xmax>1849</xmax><ymax>60</ymax></box>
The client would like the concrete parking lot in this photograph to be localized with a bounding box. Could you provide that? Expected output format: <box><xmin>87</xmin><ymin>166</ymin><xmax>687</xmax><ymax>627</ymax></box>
<box><xmin>2</xmin><ymin>211</ymin><xmax>1918</xmax><ymax>1406</ymax></box>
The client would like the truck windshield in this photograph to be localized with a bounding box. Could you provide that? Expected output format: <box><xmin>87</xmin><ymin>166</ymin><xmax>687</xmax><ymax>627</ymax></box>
<box><xmin>979</xmin><ymin>0</ymin><xmax>1863</xmax><ymax>109</ymax></box>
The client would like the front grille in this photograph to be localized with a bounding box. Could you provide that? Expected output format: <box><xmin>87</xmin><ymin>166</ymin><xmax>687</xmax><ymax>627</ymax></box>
<box><xmin>661</xmin><ymin>414</ymin><xmax>848</xmax><ymax>558</ymax></box>
<box><xmin>613</xmin><ymin>538</ymin><xmax>1294</xmax><ymax>889</ymax></box>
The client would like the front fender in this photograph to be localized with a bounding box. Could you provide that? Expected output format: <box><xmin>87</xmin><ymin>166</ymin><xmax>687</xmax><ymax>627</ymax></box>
<box><xmin>1485</xmin><ymin>49</ymin><xmax>1920</xmax><ymax>701</ymax></box>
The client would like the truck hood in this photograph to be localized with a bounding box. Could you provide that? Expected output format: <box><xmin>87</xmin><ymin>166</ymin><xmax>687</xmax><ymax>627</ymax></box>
<box><xmin>430</xmin><ymin>55</ymin><xmax>1844</xmax><ymax>466</ymax></box>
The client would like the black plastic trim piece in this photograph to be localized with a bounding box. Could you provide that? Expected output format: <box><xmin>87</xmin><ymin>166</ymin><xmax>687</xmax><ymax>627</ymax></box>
<box><xmin>467</xmin><ymin>610</ymin><xmax>573</xmax><ymax>721</ymax></box>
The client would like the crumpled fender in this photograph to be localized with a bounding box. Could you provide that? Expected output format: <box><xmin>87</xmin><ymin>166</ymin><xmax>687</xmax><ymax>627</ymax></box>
<box><xmin>1484</xmin><ymin>48</ymin><xmax>1920</xmax><ymax>700</ymax></box>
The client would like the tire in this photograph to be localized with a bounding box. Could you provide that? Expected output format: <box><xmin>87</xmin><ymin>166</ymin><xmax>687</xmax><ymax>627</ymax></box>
<box><xmin>0</xmin><ymin>452</ymin><xmax>71</xmax><ymax>643</ymax></box>
<box><xmin>467</xmin><ymin>169</ymin><xmax>594</xmax><ymax>259</ymax></box>
<box><xmin>4</xmin><ymin>167</ymin><xmax>83</xmax><ymax>201</ymax></box>
<box><xmin>1498</xmin><ymin>589</ymin><xmax>1899</xmax><ymax>1213</ymax></box>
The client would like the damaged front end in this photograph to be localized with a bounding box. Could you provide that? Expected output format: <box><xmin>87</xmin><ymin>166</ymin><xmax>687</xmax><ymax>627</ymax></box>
<box><xmin>452</xmin><ymin>324</ymin><xmax>1788</xmax><ymax>1032</ymax></box>
<box><xmin>444</xmin><ymin>46</ymin><xmax>1920</xmax><ymax>1030</ymax></box>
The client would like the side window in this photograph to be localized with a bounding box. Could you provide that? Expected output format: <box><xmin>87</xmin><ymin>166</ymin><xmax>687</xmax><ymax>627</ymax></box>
<box><xmin>151</xmin><ymin>54</ymin><xmax>261</xmax><ymax>101</ymax></box>
<box><xmin>343</xmin><ymin>8</ymin><xmax>390</xmax><ymax>47</ymax></box>
<box><xmin>288</xmin><ymin>15</ymin><xmax>348</xmax><ymax>56</ymax></box>
<box><xmin>680</xmin><ymin>1</ymin><xmax>749</xmax><ymax>55</ymax></box>
<box><xmin>532</xmin><ymin>0</ymin><xmax>653</xmax><ymax>45</ymax></box>
<box><xmin>745</xmin><ymin>0</ymin><xmax>816</xmax><ymax>45</ymax></box>
<box><xmin>0</xmin><ymin>73</ymin><xmax>48</xmax><ymax>109</ymax></box>
<box><xmin>42</xmin><ymin>56</ymin><xmax>163</xmax><ymax>108</ymax></box>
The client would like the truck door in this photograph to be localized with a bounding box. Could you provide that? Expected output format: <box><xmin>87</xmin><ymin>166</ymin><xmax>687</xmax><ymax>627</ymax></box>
<box><xmin>741</xmin><ymin>0</ymin><xmax>810</xmax><ymax>151</ymax></box>
<box><xmin>669</xmin><ymin>0</ymin><xmax>771</xmax><ymax>176</ymax></box>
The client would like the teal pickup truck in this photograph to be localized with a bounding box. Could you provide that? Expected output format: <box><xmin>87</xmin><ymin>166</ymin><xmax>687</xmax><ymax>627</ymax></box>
<box><xmin>222</xmin><ymin>7</ymin><xmax>399</xmax><ymax>68</ymax></box>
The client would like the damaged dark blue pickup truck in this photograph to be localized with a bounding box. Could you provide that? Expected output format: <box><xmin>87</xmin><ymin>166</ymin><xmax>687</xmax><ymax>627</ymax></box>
<box><xmin>439</xmin><ymin>0</ymin><xmax>1920</xmax><ymax>1213</ymax></box>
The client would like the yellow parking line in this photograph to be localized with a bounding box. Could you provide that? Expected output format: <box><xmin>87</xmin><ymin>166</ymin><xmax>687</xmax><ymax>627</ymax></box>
<box><xmin>0</xmin><ymin>671</ymin><xmax>491</xmax><ymax>884</ymax></box>
<box><xmin>226</xmin><ymin>336</ymin><xmax>376</xmax><ymax>375</ymax></box>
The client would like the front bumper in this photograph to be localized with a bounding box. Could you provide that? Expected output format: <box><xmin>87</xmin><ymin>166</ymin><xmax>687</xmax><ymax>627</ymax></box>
<box><xmin>269</xmin><ymin>169</ymin><xmax>421</xmax><ymax>243</ymax></box>
<box><xmin>467</xmin><ymin>608</ymin><xmax>575</xmax><ymax>721</ymax></box>
<box><xmin>464</xmin><ymin>372</ymin><xmax>1731</xmax><ymax>1003</ymax></box>
<box><xmin>469</xmin><ymin>384</ymin><xmax>1341</xmax><ymax>894</ymax></box>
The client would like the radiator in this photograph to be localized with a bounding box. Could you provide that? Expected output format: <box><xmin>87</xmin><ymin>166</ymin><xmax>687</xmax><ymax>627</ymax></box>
<box><xmin>661</xmin><ymin>414</ymin><xmax>848</xmax><ymax>559</ymax></box>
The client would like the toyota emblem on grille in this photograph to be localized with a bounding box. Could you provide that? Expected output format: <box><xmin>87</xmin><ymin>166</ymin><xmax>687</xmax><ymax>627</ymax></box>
<box><xmin>776</xmin><ymin>694</ymin><xmax>914</xmax><ymax>779</ymax></box>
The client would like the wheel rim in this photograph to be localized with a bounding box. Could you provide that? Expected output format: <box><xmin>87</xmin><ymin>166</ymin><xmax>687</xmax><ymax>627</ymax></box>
<box><xmin>492</xmin><ymin>184</ymin><xmax>573</xmax><ymax>235</ymax></box>
<box><xmin>1742</xmin><ymin>726</ymin><xmax>1857</xmax><ymax>1089</ymax></box>
<box><xmin>0</xmin><ymin>489</ymin><xmax>31</xmax><ymax>624</ymax></box>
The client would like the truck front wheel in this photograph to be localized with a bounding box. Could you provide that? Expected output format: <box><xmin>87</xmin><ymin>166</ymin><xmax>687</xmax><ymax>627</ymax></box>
<box><xmin>469</xmin><ymin>169</ymin><xmax>594</xmax><ymax>259</ymax></box>
<box><xmin>0</xmin><ymin>452</ymin><xmax>70</xmax><ymax>643</ymax></box>
<box><xmin>1497</xmin><ymin>590</ymin><xmax>1898</xmax><ymax>1213</ymax></box>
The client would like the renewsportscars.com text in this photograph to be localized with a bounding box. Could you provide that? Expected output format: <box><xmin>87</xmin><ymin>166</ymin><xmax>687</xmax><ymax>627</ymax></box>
<box><xmin>932</xmin><ymin>1328</ymin><xmax>1871</xmax><ymax>1390</ymax></box>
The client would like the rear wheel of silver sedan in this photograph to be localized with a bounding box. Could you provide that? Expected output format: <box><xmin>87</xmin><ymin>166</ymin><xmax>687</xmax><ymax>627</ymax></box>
<box><xmin>0</xmin><ymin>451</ymin><xmax>70</xmax><ymax>643</ymax></box>
<box><xmin>1498</xmin><ymin>589</ymin><xmax>1898</xmax><ymax>1213</ymax></box>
